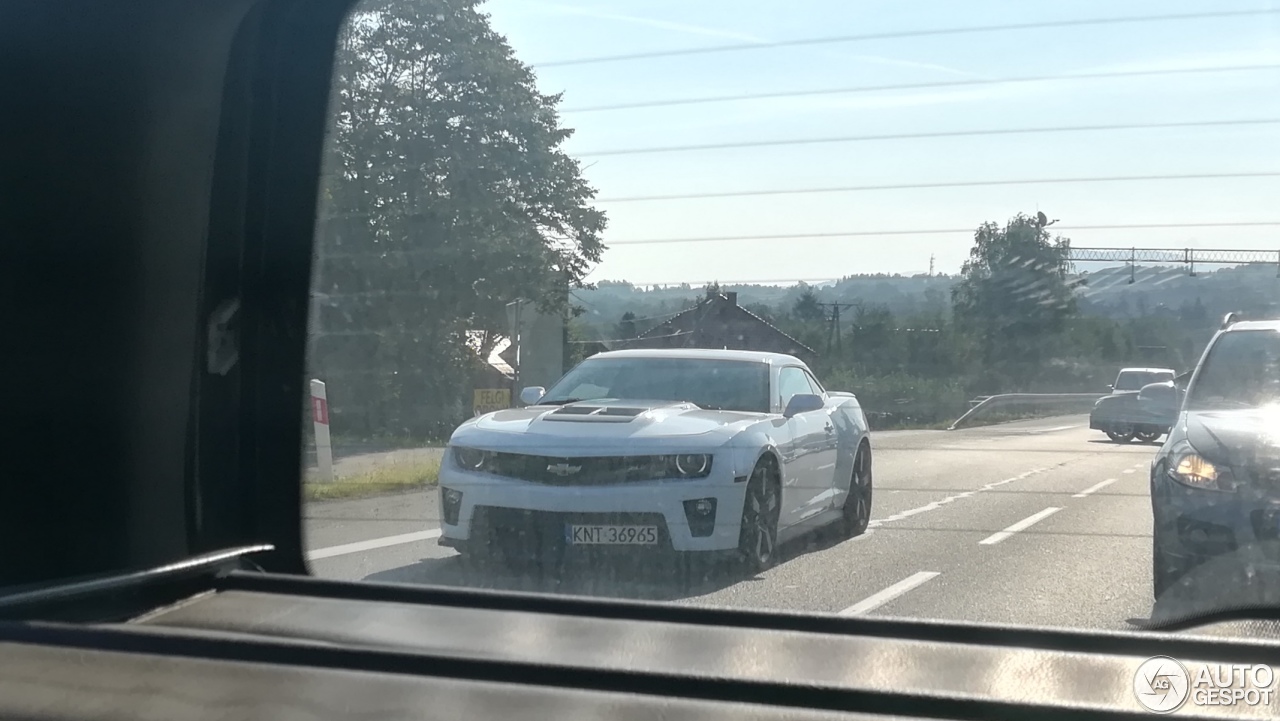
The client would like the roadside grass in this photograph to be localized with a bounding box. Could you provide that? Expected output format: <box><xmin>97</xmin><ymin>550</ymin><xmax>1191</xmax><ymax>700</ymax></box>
<box><xmin>304</xmin><ymin>459</ymin><xmax>440</xmax><ymax>502</ymax></box>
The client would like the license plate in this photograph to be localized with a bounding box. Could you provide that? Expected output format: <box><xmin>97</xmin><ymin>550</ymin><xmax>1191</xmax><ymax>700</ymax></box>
<box><xmin>565</xmin><ymin>524</ymin><xmax>659</xmax><ymax>545</ymax></box>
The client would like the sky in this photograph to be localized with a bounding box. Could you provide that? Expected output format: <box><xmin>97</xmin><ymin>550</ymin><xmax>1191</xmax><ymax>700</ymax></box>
<box><xmin>480</xmin><ymin>0</ymin><xmax>1280</xmax><ymax>286</ymax></box>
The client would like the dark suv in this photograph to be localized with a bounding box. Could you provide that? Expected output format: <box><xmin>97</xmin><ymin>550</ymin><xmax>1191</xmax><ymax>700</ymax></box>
<box><xmin>1151</xmin><ymin>317</ymin><xmax>1280</xmax><ymax>600</ymax></box>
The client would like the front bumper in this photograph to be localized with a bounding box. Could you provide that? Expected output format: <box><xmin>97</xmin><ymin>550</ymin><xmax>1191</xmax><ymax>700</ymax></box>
<box><xmin>1153</xmin><ymin>474</ymin><xmax>1280</xmax><ymax>569</ymax></box>
<box><xmin>437</xmin><ymin>465</ymin><xmax>749</xmax><ymax>554</ymax></box>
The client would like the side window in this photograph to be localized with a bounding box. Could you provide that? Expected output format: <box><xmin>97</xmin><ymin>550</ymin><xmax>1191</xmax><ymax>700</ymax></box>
<box><xmin>778</xmin><ymin>367</ymin><xmax>813</xmax><ymax>410</ymax></box>
<box><xmin>802</xmin><ymin>370</ymin><xmax>825</xmax><ymax>396</ymax></box>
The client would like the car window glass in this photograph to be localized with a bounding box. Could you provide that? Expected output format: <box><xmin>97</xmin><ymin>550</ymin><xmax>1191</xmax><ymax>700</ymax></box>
<box><xmin>559</xmin><ymin>381</ymin><xmax>610</xmax><ymax>399</ymax></box>
<box><xmin>778</xmin><ymin>367</ymin><xmax>813</xmax><ymax>409</ymax></box>
<box><xmin>300</xmin><ymin>0</ymin><xmax>1280</xmax><ymax>640</ymax></box>
<box><xmin>543</xmin><ymin>358</ymin><xmax>770</xmax><ymax>412</ymax></box>
<box><xmin>803</xmin><ymin>370</ymin><xmax>825</xmax><ymax>395</ymax></box>
<box><xmin>1187</xmin><ymin>331</ymin><xmax>1280</xmax><ymax>410</ymax></box>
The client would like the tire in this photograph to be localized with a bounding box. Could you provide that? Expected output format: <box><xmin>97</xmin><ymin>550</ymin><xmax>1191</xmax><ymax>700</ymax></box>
<box><xmin>837</xmin><ymin>444</ymin><xmax>873</xmax><ymax>539</ymax></box>
<box><xmin>1106</xmin><ymin>429</ymin><xmax>1136</xmax><ymax>443</ymax></box>
<box><xmin>737</xmin><ymin>459</ymin><xmax>781</xmax><ymax>574</ymax></box>
<box><xmin>1136</xmin><ymin>430</ymin><xmax>1162</xmax><ymax>443</ymax></box>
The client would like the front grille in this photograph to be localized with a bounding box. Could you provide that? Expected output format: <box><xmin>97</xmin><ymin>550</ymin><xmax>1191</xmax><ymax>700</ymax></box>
<box><xmin>479</xmin><ymin>452</ymin><xmax>705</xmax><ymax>485</ymax></box>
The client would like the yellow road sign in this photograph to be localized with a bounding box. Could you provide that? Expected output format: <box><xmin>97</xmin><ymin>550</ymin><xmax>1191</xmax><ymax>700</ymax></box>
<box><xmin>473</xmin><ymin>388</ymin><xmax>511</xmax><ymax>416</ymax></box>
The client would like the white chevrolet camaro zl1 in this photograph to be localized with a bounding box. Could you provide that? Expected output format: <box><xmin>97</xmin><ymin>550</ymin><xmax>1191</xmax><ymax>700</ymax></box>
<box><xmin>437</xmin><ymin>348</ymin><xmax>873</xmax><ymax>572</ymax></box>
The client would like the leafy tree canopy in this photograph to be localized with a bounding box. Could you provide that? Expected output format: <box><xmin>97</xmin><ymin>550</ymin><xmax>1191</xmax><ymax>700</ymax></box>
<box><xmin>311</xmin><ymin>0</ymin><xmax>606</xmax><ymax>434</ymax></box>
<box><xmin>951</xmin><ymin>213</ymin><xmax>1075</xmax><ymax>371</ymax></box>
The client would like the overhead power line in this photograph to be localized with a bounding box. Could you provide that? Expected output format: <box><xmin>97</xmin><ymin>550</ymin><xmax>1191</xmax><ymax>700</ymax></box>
<box><xmin>534</xmin><ymin>9</ymin><xmax>1280</xmax><ymax>68</ymax></box>
<box><xmin>312</xmin><ymin>221</ymin><xmax>1280</xmax><ymax>260</ymax></box>
<box><xmin>575</xmin><ymin>118</ymin><xmax>1280</xmax><ymax>157</ymax></box>
<box><xmin>317</xmin><ymin>116</ymin><xmax>1279</xmax><ymax>179</ymax></box>
<box><xmin>605</xmin><ymin>221</ymin><xmax>1280</xmax><ymax>247</ymax></box>
<box><xmin>596</xmin><ymin>171</ymin><xmax>1280</xmax><ymax>204</ymax></box>
<box><xmin>561</xmin><ymin>63</ymin><xmax>1280</xmax><ymax>113</ymax></box>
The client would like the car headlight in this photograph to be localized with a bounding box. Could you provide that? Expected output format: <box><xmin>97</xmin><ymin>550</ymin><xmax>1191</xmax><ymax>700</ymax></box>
<box><xmin>452</xmin><ymin>446</ymin><xmax>492</xmax><ymax>471</ymax></box>
<box><xmin>672</xmin><ymin>453</ymin><xmax>713</xmax><ymax>478</ymax></box>
<box><xmin>1167</xmin><ymin>442</ymin><xmax>1235</xmax><ymax>491</ymax></box>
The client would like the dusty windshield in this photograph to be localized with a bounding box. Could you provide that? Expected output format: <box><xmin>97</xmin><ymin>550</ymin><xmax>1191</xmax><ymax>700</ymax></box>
<box><xmin>1186</xmin><ymin>330</ymin><xmax>1280</xmax><ymax>411</ymax></box>
<box><xmin>301</xmin><ymin>0</ymin><xmax>1280</xmax><ymax>642</ymax></box>
<box><xmin>541</xmin><ymin>357</ymin><xmax>771</xmax><ymax>412</ymax></box>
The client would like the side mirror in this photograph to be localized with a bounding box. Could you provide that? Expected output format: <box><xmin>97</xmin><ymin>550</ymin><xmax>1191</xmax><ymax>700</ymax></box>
<box><xmin>1174</xmin><ymin>370</ymin><xmax>1193</xmax><ymax>391</ymax></box>
<box><xmin>519</xmin><ymin>386</ymin><xmax>546</xmax><ymax>405</ymax></box>
<box><xmin>1106</xmin><ymin>384</ymin><xmax>1114</xmax><ymax>391</ymax></box>
<box><xmin>783</xmin><ymin>393</ymin><xmax>824</xmax><ymax>418</ymax></box>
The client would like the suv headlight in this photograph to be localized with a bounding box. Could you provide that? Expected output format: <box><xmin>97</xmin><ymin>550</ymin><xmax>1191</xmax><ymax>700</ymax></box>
<box><xmin>1167</xmin><ymin>441</ymin><xmax>1235</xmax><ymax>491</ymax></box>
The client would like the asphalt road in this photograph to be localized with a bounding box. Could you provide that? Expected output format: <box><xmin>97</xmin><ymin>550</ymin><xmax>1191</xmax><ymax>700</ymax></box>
<box><xmin>304</xmin><ymin>415</ymin><xmax>1164</xmax><ymax>631</ymax></box>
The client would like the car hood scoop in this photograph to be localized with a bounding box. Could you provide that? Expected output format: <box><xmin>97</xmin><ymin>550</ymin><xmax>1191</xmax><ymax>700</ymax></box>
<box><xmin>541</xmin><ymin>400</ymin><xmax>695</xmax><ymax>422</ymax></box>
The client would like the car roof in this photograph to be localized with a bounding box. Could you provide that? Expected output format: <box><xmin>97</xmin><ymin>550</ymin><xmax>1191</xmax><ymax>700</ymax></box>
<box><xmin>589</xmin><ymin>348</ymin><xmax>804</xmax><ymax>365</ymax></box>
<box><xmin>1225</xmin><ymin>320</ymin><xmax>1280</xmax><ymax>332</ymax></box>
<box><xmin>1118</xmin><ymin>367</ymin><xmax>1176</xmax><ymax>374</ymax></box>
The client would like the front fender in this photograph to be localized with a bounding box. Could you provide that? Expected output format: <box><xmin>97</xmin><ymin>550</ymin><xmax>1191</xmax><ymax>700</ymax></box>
<box><xmin>720</xmin><ymin>427</ymin><xmax>781</xmax><ymax>480</ymax></box>
<box><xmin>831</xmin><ymin>395</ymin><xmax>870</xmax><ymax>444</ymax></box>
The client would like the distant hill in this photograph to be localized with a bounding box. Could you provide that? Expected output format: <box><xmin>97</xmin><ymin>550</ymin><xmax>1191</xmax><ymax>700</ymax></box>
<box><xmin>575</xmin><ymin>274</ymin><xmax>957</xmax><ymax>337</ymax></box>
<box><xmin>1076</xmin><ymin>263</ymin><xmax>1280</xmax><ymax>321</ymax></box>
<box><xmin>574</xmin><ymin>264</ymin><xmax>1280</xmax><ymax>338</ymax></box>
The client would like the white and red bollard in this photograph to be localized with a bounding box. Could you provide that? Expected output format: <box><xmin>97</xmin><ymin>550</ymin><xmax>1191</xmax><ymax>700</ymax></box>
<box><xmin>310</xmin><ymin>379</ymin><xmax>334</xmax><ymax>483</ymax></box>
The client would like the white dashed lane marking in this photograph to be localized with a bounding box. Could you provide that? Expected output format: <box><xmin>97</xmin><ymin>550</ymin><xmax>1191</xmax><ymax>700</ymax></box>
<box><xmin>869</xmin><ymin>463</ymin><xmax>1066</xmax><ymax>530</ymax></box>
<box><xmin>839</xmin><ymin>572</ymin><xmax>941</xmax><ymax>615</ymax></box>
<box><xmin>1122</xmin><ymin>469</ymin><xmax>1135</xmax><ymax>474</ymax></box>
<box><xmin>1073</xmin><ymin>479</ymin><xmax>1117</xmax><ymax>498</ymax></box>
<box><xmin>308</xmin><ymin>529</ymin><xmax>442</xmax><ymax>561</ymax></box>
<box><xmin>979</xmin><ymin>507</ymin><xmax>1062</xmax><ymax>546</ymax></box>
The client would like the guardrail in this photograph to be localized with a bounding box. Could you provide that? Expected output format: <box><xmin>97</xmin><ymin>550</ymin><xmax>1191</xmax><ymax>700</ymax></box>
<box><xmin>947</xmin><ymin>393</ymin><xmax>1106</xmax><ymax>431</ymax></box>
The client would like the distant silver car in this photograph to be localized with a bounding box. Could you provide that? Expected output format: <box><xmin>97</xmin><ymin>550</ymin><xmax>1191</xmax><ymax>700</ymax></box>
<box><xmin>1089</xmin><ymin>367</ymin><xmax>1177</xmax><ymax>443</ymax></box>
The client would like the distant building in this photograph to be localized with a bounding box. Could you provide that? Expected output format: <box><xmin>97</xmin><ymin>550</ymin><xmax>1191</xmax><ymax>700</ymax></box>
<box><xmin>614</xmin><ymin>290</ymin><xmax>817</xmax><ymax>365</ymax></box>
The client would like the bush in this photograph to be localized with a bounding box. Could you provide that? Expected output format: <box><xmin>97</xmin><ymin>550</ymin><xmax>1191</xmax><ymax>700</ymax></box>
<box><xmin>823</xmin><ymin>369</ymin><xmax>969</xmax><ymax>429</ymax></box>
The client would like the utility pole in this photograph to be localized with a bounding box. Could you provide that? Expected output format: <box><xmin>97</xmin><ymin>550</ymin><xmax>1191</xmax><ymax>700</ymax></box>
<box><xmin>928</xmin><ymin>254</ymin><xmax>935</xmax><ymax>277</ymax></box>
<box><xmin>817</xmin><ymin>302</ymin><xmax>858</xmax><ymax>355</ymax></box>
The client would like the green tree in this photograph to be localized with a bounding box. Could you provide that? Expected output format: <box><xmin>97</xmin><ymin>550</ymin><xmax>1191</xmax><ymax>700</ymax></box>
<box><xmin>617</xmin><ymin>311</ymin><xmax>638</xmax><ymax>339</ymax></box>
<box><xmin>743</xmin><ymin>302</ymin><xmax>776</xmax><ymax>324</ymax></box>
<box><xmin>311</xmin><ymin>0</ymin><xmax>606</xmax><ymax>435</ymax></box>
<box><xmin>951</xmin><ymin>213</ymin><xmax>1076</xmax><ymax>386</ymax></box>
<box><xmin>792</xmin><ymin>289</ymin><xmax>826</xmax><ymax>323</ymax></box>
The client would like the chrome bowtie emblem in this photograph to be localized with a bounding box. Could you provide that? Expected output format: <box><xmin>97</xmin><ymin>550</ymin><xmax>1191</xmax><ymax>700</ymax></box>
<box><xmin>546</xmin><ymin>462</ymin><xmax>582</xmax><ymax>477</ymax></box>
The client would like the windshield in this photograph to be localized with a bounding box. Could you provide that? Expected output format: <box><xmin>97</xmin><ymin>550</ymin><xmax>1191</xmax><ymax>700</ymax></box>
<box><xmin>1186</xmin><ymin>331</ymin><xmax>1280</xmax><ymax>411</ymax></box>
<box><xmin>1114</xmin><ymin>370</ymin><xmax>1174</xmax><ymax>391</ymax></box>
<box><xmin>541</xmin><ymin>358</ymin><xmax>770</xmax><ymax>412</ymax></box>
<box><xmin>297</xmin><ymin>0</ymin><xmax>1280</xmax><ymax>667</ymax></box>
